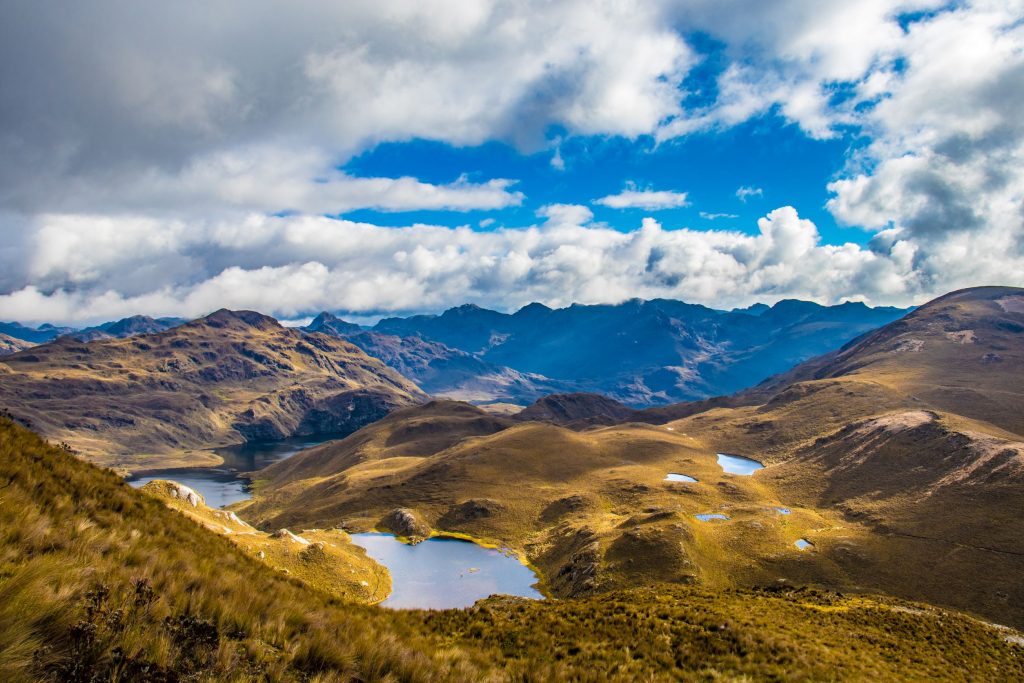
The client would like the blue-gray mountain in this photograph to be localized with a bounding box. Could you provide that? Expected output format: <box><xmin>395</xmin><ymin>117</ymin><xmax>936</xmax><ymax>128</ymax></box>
<box><xmin>0</xmin><ymin>315</ymin><xmax>184</xmax><ymax>348</ymax></box>
<box><xmin>307</xmin><ymin>299</ymin><xmax>911</xmax><ymax>406</ymax></box>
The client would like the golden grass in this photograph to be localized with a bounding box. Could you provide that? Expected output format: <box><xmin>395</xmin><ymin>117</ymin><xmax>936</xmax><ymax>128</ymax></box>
<box><xmin>1</xmin><ymin>417</ymin><xmax>1022</xmax><ymax>681</ymax></box>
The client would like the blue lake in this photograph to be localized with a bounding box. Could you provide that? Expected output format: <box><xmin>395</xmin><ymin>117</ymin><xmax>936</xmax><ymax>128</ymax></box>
<box><xmin>716</xmin><ymin>453</ymin><xmax>765</xmax><ymax>476</ymax></box>
<box><xmin>350</xmin><ymin>532</ymin><xmax>544</xmax><ymax>610</ymax></box>
<box><xmin>795</xmin><ymin>539</ymin><xmax>813</xmax><ymax>550</ymax></box>
<box><xmin>128</xmin><ymin>434</ymin><xmax>341</xmax><ymax>508</ymax></box>
<box><xmin>775</xmin><ymin>507</ymin><xmax>792</xmax><ymax>515</ymax></box>
<box><xmin>665</xmin><ymin>473</ymin><xmax>698</xmax><ymax>482</ymax></box>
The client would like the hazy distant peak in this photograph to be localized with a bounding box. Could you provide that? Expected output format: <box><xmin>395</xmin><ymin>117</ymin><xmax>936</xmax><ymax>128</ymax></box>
<box><xmin>306</xmin><ymin>312</ymin><xmax>362</xmax><ymax>335</ymax></box>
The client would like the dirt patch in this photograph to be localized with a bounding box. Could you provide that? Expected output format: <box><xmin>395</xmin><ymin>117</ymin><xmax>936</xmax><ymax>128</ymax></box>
<box><xmin>945</xmin><ymin>330</ymin><xmax>976</xmax><ymax>344</ymax></box>
<box><xmin>996</xmin><ymin>295</ymin><xmax>1024</xmax><ymax>314</ymax></box>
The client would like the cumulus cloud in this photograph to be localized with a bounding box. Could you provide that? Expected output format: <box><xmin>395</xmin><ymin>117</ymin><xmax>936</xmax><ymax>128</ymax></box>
<box><xmin>1</xmin><ymin>206</ymin><xmax>1006</xmax><ymax>325</ymax></box>
<box><xmin>594</xmin><ymin>186</ymin><xmax>690</xmax><ymax>210</ymax></box>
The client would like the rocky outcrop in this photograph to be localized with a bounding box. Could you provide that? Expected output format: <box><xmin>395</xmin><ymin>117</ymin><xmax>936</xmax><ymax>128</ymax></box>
<box><xmin>379</xmin><ymin>508</ymin><xmax>431</xmax><ymax>541</ymax></box>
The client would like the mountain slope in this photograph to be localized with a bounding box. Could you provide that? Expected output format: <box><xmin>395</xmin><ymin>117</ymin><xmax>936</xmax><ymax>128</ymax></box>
<box><xmin>306</xmin><ymin>313</ymin><xmax>577</xmax><ymax>404</ymax></box>
<box><xmin>0</xmin><ymin>309</ymin><xmax>426</xmax><ymax>471</ymax></box>
<box><xmin>371</xmin><ymin>298</ymin><xmax>909</xmax><ymax>404</ymax></box>
<box><xmin>0</xmin><ymin>333</ymin><xmax>33</xmax><ymax>356</ymax></box>
<box><xmin>649</xmin><ymin>285</ymin><xmax>1024</xmax><ymax>625</ymax></box>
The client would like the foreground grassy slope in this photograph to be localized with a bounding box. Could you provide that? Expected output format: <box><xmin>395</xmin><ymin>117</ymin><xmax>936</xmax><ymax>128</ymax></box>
<box><xmin>2</xmin><ymin>417</ymin><xmax>1022</xmax><ymax>681</ymax></box>
<box><xmin>0</xmin><ymin>309</ymin><xmax>425</xmax><ymax>472</ymax></box>
<box><xmin>140</xmin><ymin>480</ymin><xmax>390</xmax><ymax>604</ymax></box>
<box><xmin>0</xmin><ymin>417</ymin><xmax>479</xmax><ymax>681</ymax></box>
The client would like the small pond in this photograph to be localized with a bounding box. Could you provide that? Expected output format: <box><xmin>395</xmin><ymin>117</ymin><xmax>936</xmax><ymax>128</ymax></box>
<box><xmin>694</xmin><ymin>513</ymin><xmax>730</xmax><ymax>522</ymax></box>
<box><xmin>350</xmin><ymin>532</ymin><xmax>544</xmax><ymax>609</ymax></box>
<box><xmin>794</xmin><ymin>539</ymin><xmax>813</xmax><ymax>550</ymax></box>
<box><xmin>664</xmin><ymin>473</ymin><xmax>698</xmax><ymax>483</ymax></box>
<box><xmin>775</xmin><ymin>507</ymin><xmax>792</xmax><ymax>515</ymax></box>
<box><xmin>128</xmin><ymin>434</ymin><xmax>342</xmax><ymax>508</ymax></box>
<box><xmin>716</xmin><ymin>453</ymin><xmax>765</xmax><ymax>476</ymax></box>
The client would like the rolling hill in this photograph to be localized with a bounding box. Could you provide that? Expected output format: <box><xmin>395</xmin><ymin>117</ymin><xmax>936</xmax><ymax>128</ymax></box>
<box><xmin>243</xmin><ymin>286</ymin><xmax>1024</xmax><ymax>630</ymax></box>
<box><xmin>3</xmin><ymin>415</ymin><xmax>1021</xmax><ymax>682</ymax></box>
<box><xmin>0</xmin><ymin>309</ymin><xmax>425</xmax><ymax>472</ymax></box>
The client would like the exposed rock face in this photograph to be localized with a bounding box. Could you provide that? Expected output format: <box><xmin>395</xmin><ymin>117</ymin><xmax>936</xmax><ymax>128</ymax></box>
<box><xmin>371</xmin><ymin>297</ymin><xmax>910</xmax><ymax>405</ymax></box>
<box><xmin>270</xmin><ymin>529</ymin><xmax>311</xmax><ymax>545</ymax></box>
<box><xmin>380</xmin><ymin>508</ymin><xmax>431</xmax><ymax>541</ymax></box>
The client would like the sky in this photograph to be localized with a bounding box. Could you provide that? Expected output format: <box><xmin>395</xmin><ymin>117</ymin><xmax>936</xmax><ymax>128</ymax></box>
<box><xmin>1</xmin><ymin>0</ymin><xmax>1023</xmax><ymax>325</ymax></box>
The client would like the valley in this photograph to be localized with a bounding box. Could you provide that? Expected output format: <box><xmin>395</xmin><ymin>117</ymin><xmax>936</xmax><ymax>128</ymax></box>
<box><xmin>1</xmin><ymin>286</ymin><xmax>1022</xmax><ymax>680</ymax></box>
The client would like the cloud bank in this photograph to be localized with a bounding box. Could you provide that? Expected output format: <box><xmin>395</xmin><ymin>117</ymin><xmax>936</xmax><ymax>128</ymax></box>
<box><xmin>2</xmin><ymin>206</ymin><xmax>1013</xmax><ymax>325</ymax></box>
<box><xmin>0</xmin><ymin>1</ymin><xmax>1022</xmax><ymax>323</ymax></box>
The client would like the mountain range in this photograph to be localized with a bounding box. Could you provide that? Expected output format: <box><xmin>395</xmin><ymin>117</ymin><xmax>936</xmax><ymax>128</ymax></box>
<box><xmin>304</xmin><ymin>298</ymin><xmax>909</xmax><ymax>405</ymax></box>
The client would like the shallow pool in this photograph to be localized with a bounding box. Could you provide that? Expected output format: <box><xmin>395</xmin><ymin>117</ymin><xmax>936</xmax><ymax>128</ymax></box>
<box><xmin>350</xmin><ymin>533</ymin><xmax>544</xmax><ymax>609</ymax></box>
<box><xmin>694</xmin><ymin>513</ymin><xmax>730</xmax><ymax>522</ymax></box>
<box><xmin>665</xmin><ymin>473</ymin><xmax>698</xmax><ymax>483</ymax></box>
<box><xmin>716</xmin><ymin>453</ymin><xmax>765</xmax><ymax>476</ymax></box>
<box><xmin>795</xmin><ymin>539</ymin><xmax>813</xmax><ymax>550</ymax></box>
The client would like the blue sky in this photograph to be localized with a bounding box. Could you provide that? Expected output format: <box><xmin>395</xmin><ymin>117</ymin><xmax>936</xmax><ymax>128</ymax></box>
<box><xmin>0</xmin><ymin>1</ymin><xmax>1021</xmax><ymax>324</ymax></box>
<box><xmin>343</xmin><ymin>115</ymin><xmax>856</xmax><ymax>245</ymax></box>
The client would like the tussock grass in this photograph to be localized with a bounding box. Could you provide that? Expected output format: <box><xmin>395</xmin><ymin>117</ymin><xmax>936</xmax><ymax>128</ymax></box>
<box><xmin>2</xmin><ymin>416</ymin><xmax>1022</xmax><ymax>681</ymax></box>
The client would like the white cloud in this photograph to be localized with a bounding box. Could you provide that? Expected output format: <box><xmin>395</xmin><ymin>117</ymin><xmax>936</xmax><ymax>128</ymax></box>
<box><xmin>700</xmin><ymin>212</ymin><xmax>739</xmax><ymax>220</ymax></box>
<box><xmin>736</xmin><ymin>186</ymin><xmax>763</xmax><ymax>202</ymax></box>
<box><xmin>595</xmin><ymin>187</ymin><xmax>690</xmax><ymax>210</ymax></box>
<box><xmin>2</xmin><ymin>1</ymin><xmax>1023</xmax><ymax>324</ymax></box>
<box><xmin>3</xmin><ymin>206</ymin><xmax>1019</xmax><ymax>326</ymax></box>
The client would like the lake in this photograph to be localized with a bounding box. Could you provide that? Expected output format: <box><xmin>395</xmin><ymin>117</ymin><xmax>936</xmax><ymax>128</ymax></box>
<box><xmin>128</xmin><ymin>434</ymin><xmax>342</xmax><ymax>508</ymax></box>
<box><xmin>716</xmin><ymin>453</ymin><xmax>765</xmax><ymax>476</ymax></box>
<box><xmin>664</xmin><ymin>473</ymin><xmax>698</xmax><ymax>482</ymax></box>
<box><xmin>350</xmin><ymin>532</ymin><xmax>545</xmax><ymax>609</ymax></box>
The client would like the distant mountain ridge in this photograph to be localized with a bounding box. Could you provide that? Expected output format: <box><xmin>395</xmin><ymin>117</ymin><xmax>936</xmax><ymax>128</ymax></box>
<box><xmin>2</xmin><ymin>297</ymin><xmax>911</xmax><ymax>406</ymax></box>
<box><xmin>364</xmin><ymin>297</ymin><xmax>910</xmax><ymax>405</ymax></box>
<box><xmin>0</xmin><ymin>315</ymin><xmax>184</xmax><ymax>344</ymax></box>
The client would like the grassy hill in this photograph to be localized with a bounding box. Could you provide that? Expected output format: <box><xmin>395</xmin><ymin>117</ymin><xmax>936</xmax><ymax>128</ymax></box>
<box><xmin>2</xmin><ymin>417</ymin><xmax>1022</xmax><ymax>681</ymax></box>
<box><xmin>0</xmin><ymin>309</ymin><xmax>425</xmax><ymax>472</ymax></box>
<box><xmin>139</xmin><ymin>479</ymin><xmax>390</xmax><ymax>604</ymax></box>
<box><xmin>244</xmin><ymin>287</ymin><xmax>1024</xmax><ymax>630</ymax></box>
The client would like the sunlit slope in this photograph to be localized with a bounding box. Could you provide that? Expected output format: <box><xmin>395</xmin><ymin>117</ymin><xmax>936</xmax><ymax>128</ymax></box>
<box><xmin>243</xmin><ymin>401</ymin><xmax>866</xmax><ymax>600</ymax></box>
<box><xmin>0</xmin><ymin>308</ymin><xmax>425</xmax><ymax>471</ymax></box>
<box><xmin>0</xmin><ymin>416</ymin><xmax>478</xmax><ymax>681</ymax></box>
<box><xmin>2</xmin><ymin>413</ymin><xmax>1022</xmax><ymax>680</ymax></box>
<box><xmin>656</xmin><ymin>286</ymin><xmax>1024</xmax><ymax>626</ymax></box>
<box><xmin>140</xmin><ymin>479</ymin><xmax>390</xmax><ymax>603</ymax></box>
